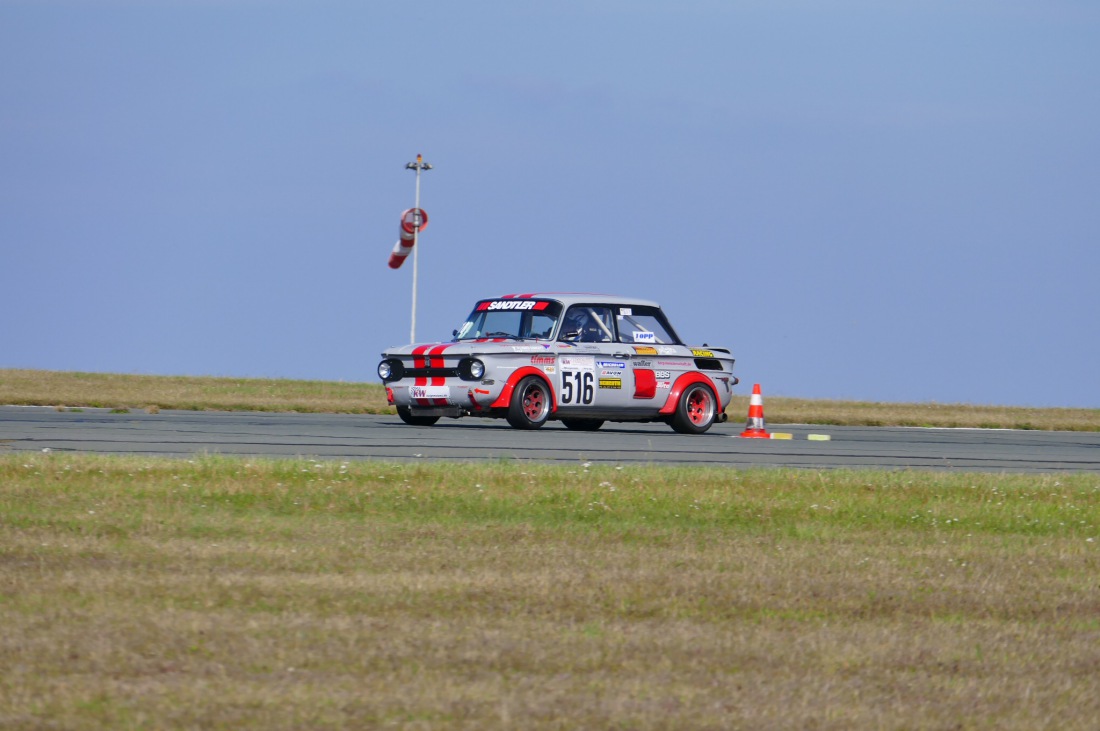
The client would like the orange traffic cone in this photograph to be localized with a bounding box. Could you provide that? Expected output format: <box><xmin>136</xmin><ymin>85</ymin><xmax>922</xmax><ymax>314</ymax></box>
<box><xmin>739</xmin><ymin>383</ymin><xmax>771</xmax><ymax>438</ymax></box>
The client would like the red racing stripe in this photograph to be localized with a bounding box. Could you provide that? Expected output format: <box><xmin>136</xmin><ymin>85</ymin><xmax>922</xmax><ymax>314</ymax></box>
<box><xmin>412</xmin><ymin>345</ymin><xmax>430</xmax><ymax>373</ymax></box>
<box><xmin>428</xmin><ymin>344</ymin><xmax>451</xmax><ymax>372</ymax></box>
<box><xmin>429</xmin><ymin>344</ymin><xmax>451</xmax><ymax>405</ymax></box>
<box><xmin>412</xmin><ymin>345</ymin><xmax>430</xmax><ymax>404</ymax></box>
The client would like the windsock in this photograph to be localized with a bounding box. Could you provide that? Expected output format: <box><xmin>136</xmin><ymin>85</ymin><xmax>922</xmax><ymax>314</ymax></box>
<box><xmin>387</xmin><ymin>208</ymin><xmax>429</xmax><ymax>269</ymax></box>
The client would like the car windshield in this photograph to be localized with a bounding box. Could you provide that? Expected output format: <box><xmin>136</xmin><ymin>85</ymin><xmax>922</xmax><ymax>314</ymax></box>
<box><xmin>453</xmin><ymin>299</ymin><xmax>563</xmax><ymax>341</ymax></box>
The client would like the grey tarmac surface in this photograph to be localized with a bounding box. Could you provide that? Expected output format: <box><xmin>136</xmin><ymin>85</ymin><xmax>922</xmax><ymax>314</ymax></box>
<box><xmin>2</xmin><ymin>406</ymin><xmax>1098</xmax><ymax>472</ymax></box>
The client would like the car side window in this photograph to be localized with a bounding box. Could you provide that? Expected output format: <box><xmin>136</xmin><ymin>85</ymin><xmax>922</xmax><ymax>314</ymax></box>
<box><xmin>615</xmin><ymin>306</ymin><xmax>679</xmax><ymax>344</ymax></box>
<box><xmin>559</xmin><ymin>306</ymin><xmax>615</xmax><ymax>342</ymax></box>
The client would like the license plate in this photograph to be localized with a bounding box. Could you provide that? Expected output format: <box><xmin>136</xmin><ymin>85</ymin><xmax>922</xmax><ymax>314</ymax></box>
<box><xmin>409</xmin><ymin>385</ymin><xmax>450</xmax><ymax>400</ymax></box>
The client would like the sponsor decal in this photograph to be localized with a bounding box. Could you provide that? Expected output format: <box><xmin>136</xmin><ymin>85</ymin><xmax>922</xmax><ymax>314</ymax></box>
<box><xmin>511</xmin><ymin>346</ymin><xmax>544</xmax><ymax>352</ymax></box>
<box><xmin>596</xmin><ymin>360</ymin><xmax>625</xmax><ymax>370</ymax></box>
<box><xmin>477</xmin><ymin>300</ymin><xmax>549</xmax><ymax>311</ymax></box>
<box><xmin>543</xmin><ymin>366</ymin><xmax>556</xmax><ymax>374</ymax></box>
<box><xmin>530</xmin><ymin>355</ymin><xmax>555</xmax><ymax>365</ymax></box>
<box><xmin>409</xmin><ymin>385</ymin><xmax>450</xmax><ymax>400</ymax></box>
<box><xmin>633</xmin><ymin>346</ymin><xmax>658</xmax><ymax>355</ymax></box>
<box><xmin>657</xmin><ymin>380</ymin><xmax>672</xmax><ymax>389</ymax></box>
<box><xmin>633</xmin><ymin>359</ymin><xmax>653</xmax><ymax>368</ymax></box>
<box><xmin>474</xmin><ymin>388</ymin><xmax>491</xmax><ymax>395</ymax></box>
<box><xmin>600</xmin><ymin>369</ymin><xmax>622</xmax><ymax>377</ymax></box>
<box><xmin>657</xmin><ymin>359</ymin><xmax>691</xmax><ymax>367</ymax></box>
<box><xmin>655</xmin><ymin>370</ymin><xmax>671</xmax><ymax>379</ymax></box>
<box><xmin>658</xmin><ymin>346</ymin><xmax>678</xmax><ymax>355</ymax></box>
<box><xmin>598</xmin><ymin>378</ymin><xmax>622</xmax><ymax>389</ymax></box>
<box><xmin>619</xmin><ymin>307</ymin><xmax>632</xmax><ymax>316</ymax></box>
<box><xmin>692</xmin><ymin>349</ymin><xmax>715</xmax><ymax>357</ymax></box>
<box><xmin>559</xmin><ymin>356</ymin><xmax>595</xmax><ymax>371</ymax></box>
<box><xmin>633</xmin><ymin>331</ymin><xmax>656</xmax><ymax>343</ymax></box>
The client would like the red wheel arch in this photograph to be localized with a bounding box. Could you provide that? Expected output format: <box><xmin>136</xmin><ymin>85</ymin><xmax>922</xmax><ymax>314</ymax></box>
<box><xmin>659</xmin><ymin>372</ymin><xmax>720</xmax><ymax>416</ymax></box>
<box><xmin>490</xmin><ymin>367</ymin><xmax>558</xmax><ymax>413</ymax></box>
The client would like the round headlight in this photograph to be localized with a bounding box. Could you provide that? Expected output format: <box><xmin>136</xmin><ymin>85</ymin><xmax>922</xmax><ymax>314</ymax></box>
<box><xmin>377</xmin><ymin>361</ymin><xmax>392</xmax><ymax>380</ymax></box>
<box><xmin>458</xmin><ymin>358</ymin><xmax>485</xmax><ymax>381</ymax></box>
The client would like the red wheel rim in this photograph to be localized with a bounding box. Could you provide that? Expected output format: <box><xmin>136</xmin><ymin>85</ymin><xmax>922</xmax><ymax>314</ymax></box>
<box><xmin>686</xmin><ymin>388</ymin><xmax>714</xmax><ymax>425</ymax></box>
<box><xmin>522</xmin><ymin>383</ymin><xmax>547</xmax><ymax>420</ymax></box>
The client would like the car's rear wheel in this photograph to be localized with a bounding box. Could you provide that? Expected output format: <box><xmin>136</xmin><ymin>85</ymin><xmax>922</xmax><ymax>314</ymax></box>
<box><xmin>561</xmin><ymin>418</ymin><xmax>604</xmax><ymax>431</ymax></box>
<box><xmin>669</xmin><ymin>383</ymin><xmax>716</xmax><ymax>434</ymax></box>
<box><xmin>507</xmin><ymin>376</ymin><xmax>551</xmax><ymax>429</ymax></box>
<box><xmin>397</xmin><ymin>406</ymin><xmax>440</xmax><ymax>426</ymax></box>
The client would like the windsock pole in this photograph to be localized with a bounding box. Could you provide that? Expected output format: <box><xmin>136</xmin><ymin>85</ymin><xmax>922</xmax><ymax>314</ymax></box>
<box><xmin>405</xmin><ymin>154</ymin><xmax>432</xmax><ymax>343</ymax></box>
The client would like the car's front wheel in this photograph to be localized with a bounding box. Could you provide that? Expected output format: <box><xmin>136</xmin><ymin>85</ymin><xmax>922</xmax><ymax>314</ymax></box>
<box><xmin>507</xmin><ymin>376</ymin><xmax>551</xmax><ymax>429</ymax></box>
<box><xmin>669</xmin><ymin>383</ymin><xmax>717</xmax><ymax>434</ymax></box>
<box><xmin>397</xmin><ymin>406</ymin><xmax>440</xmax><ymax>427</ymax></box>
<box><xmin>561</xmin><ymin>418</ymin><xmax>604</xmax><ymax>431</ymax></box>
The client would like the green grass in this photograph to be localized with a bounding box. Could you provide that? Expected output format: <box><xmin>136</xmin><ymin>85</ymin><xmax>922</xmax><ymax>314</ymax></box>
<box><xmin>3</xmin><ymin>454</ymin><xmax>1100</xmax><ymax>729</ymax></box>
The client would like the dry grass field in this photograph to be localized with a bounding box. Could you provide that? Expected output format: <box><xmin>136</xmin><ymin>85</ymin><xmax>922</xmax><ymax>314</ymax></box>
<box><xmin>2</xmin><ymin>368</ymin><xmax>1098</xmax><ymax>431</ymax></box>
<box><xmin>2</xmin><ymin>454</ymin><xmax>1099</xmax><ymax>729</ymax></box>
<box><xmin>0</xmin><ymin>369</ymin><xmax>389</xmax><ymax>414</ymax></box>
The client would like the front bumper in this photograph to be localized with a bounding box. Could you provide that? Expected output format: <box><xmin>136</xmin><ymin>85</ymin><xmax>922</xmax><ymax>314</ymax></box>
<box><xmin>387</xmin><ymin>380</ymin><xmax>503</xmax><ymax>414</ymax></box>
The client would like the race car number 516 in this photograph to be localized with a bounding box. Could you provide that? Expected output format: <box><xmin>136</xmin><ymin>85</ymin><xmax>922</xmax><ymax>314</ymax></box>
<box><xmin>560</xmin><ymin>370</ymin><xmax>594</xmax><ymax>405</ymax></box>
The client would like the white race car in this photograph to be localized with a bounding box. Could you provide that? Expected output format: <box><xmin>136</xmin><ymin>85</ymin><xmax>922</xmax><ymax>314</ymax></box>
<box><xmin>378</xmin><ymin>293</ymin><xmax>738</xmax><ymax>433</ymax></box>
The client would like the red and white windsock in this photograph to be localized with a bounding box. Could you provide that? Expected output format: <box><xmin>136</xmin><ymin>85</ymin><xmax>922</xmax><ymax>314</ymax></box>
<box><xmin>387</xmin><ymin>208</ymin><xmax>429</xmax><ymax>269</ymax></box>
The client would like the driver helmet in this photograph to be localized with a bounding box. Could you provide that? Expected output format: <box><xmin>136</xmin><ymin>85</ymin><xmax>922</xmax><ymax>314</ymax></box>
<box><xmin>564</xmin><ymin>309</ymin><xmax>590</xmax><ymax>334</ymax></box>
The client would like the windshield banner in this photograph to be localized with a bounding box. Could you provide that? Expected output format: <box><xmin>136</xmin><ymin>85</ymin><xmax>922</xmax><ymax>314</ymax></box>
<box><xmin>476</xmin><ymin>300</ymin><xmax>552</xmax><ymax>311</ymax></box>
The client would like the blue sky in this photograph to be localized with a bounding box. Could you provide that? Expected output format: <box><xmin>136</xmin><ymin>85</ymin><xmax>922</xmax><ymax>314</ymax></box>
<box><xmin>2</xmin><ymin>1</ymin><xmax>1097</xmax><ymax>407</ymax></box>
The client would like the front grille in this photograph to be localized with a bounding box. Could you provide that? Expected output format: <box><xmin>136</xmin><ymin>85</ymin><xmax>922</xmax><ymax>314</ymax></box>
<box><xmin>403</xmin><ymin>367</ymin><xmax>460</xmax><ymax>379</ymax></box>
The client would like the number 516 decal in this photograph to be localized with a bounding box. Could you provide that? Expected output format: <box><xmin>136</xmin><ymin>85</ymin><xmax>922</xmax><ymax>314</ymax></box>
<box><xmin>560</xmin><ymin>370</ymin><xmax>594</xmax><ymax>405</ymax></box>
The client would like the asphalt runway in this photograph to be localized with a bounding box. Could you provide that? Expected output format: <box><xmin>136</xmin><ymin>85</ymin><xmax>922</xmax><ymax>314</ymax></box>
<box><xmin>2</xmin><ymin>406</ymin><xmax>1098</xmax><ymax>473</ymax></box>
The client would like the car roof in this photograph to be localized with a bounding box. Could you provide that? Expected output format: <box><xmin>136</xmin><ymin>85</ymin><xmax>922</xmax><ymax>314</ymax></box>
<box><xmin>487</xmin><ymin>293</ymin><xmax>663</xmax><ymax>309</ymax></box>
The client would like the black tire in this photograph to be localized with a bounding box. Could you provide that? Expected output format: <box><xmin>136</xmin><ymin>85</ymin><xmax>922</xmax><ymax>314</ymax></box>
<box><xmin>561</xmin><ymin>418</ymin><xmax>604</xmax><ymax>431</ymax></box>
<box><xmin>506</xmin><ymin>376</ymin><xmax>551</xmax><ymax>429</ymax></box>
<box><xmin>397</xmin><ymin>406</ymin><xmax>440</xmax><ymax>427</ymax></box>
<box><xmin>669</xmin><ymin>383</ymin><xmax>717</xmax><ymax>434</ymax></box>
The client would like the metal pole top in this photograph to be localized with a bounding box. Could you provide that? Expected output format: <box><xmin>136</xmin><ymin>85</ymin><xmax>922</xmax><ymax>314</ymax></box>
<box><xmin>406</xmin><ymin>154</ymin><xmax>433</xmax><ymax>172</ymax></box>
